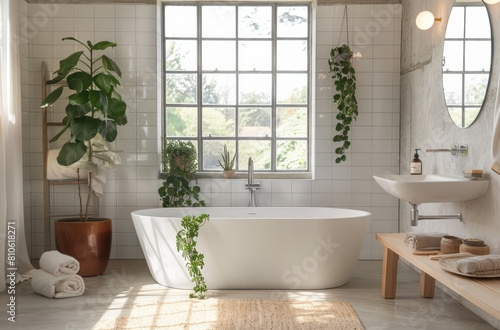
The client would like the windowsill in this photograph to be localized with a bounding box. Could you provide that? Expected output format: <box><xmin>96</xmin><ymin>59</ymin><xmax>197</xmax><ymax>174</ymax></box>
<box><xmin>160</xmin><ymin>172</ymin><xmax>313</xmax><ymax>180</ymax></box>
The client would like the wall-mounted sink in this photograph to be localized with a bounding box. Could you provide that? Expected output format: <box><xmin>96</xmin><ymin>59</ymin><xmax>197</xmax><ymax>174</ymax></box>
<box><xmin>373</xmin><ymin>174</ymin><xmax>489</xmax><ymax>204</ymax></box>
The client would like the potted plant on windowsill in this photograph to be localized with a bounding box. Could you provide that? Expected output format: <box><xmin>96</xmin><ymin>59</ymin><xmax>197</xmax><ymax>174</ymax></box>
<box><xmin>217</xmin><ymin>144</ymin><xmax>236</xmax><ymax>179</ymax></box>
<box><xmin>158</xmin><ymin>139</ymin><xmax>205</xmax><ymax>207</ymax></box>
<box><xmin>40</xmin><ymin>37</ymin><xmax>127</xmax><ymax>276</ymax></box>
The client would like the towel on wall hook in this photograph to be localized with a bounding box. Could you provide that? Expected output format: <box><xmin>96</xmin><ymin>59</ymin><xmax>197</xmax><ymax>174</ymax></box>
<box><xmin>491</xmin><ymin>77</ymin><xmax>500</xmax><ymax>174</ymax></box>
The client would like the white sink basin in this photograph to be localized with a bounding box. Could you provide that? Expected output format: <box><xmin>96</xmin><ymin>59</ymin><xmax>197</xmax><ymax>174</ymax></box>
<box><xmin>373</xmin><ymin>174</ymin><xmax>489</xmax><ymax>204</ymax></box>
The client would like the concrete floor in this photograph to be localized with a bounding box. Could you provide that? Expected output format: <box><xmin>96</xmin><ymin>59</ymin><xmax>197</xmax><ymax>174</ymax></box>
<box><xmin>0</xmin><ymin>260</ymin><xmax>496</xmax><ymax>329</ymax></box>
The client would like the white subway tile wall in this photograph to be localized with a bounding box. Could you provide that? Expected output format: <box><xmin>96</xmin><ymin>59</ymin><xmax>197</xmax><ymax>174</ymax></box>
<box><xmin>24</xmin><ymin>3</ymin><xmax>400</xmax><ymax>260</ymax></box>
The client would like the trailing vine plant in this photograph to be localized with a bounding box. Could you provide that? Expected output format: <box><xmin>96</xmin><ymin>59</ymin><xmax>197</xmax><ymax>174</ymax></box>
<box><xmin>176</xmin><ymin>214</ymin><xmax>210</xmax><ymax>299</ymax></box>
<box><xmin>328</xmin><ymin>44</ymin><xmax>358</xmax><ymax>163</ymax></box>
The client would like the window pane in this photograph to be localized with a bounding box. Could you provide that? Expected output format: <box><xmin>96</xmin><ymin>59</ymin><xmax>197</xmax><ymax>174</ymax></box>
<box><xmin>239</xmin><ymin>74</ymin><xmax>272</xmax><ymax>105</ymax></box>
<box><xmin>239</xmin><ymin>41</ymin><xmax>272</xmax><ymax>71</ymax></box>
<box><xmin>202</xmin><ymin>107</ymin><xmax>235</xmax><ymax>137</ymax></box>
<box><xmin>277</xmin><ymin>107</ymin><xmax>307</xmax><ymax>138</ymax></box>
<box><xmin>465</xmin><ymin>41</ymin><xmax>491</xmax><ymax>72</ymax></box>
<box><xmin>447</xmin><ymin>107</ymin><xmax>463</xmax><ymax>127</ymax></box>
<box><xmin>203</xmin><ymin>140</ymin><xmax>236</xmax><ymax>170</ymax></box>
<box><xmin>445</xmin><ymin>7</ymin><xmax>464</xmax><ymax>39</ymax></box>
<box><xmin>277</xmin><ymin>6</ymin><xmax>308</xmax><ymax>38</ymax></box>
<box><xmin>238</xmin><ymin>6</ymin><xmax>272</xmax><ymax>38</ymax></box>
<box><xmin>464</xmin><ymin>74</ymin><xmax>488</xmax><ymax>106</ymax></box>
<box><xmin>443</xmin><ymin>41</ymin><xmax>463</xmax><ymax>71</ymax></box>
<box><xmin>276</xmin><ymin>73</ymin><xmax>307</xmax><ymax>104</ymax></box>
<box><xmin>465</xmin><ymin>7</ymin><xmax>490</xmax><ymax>39</ymax></box>
<box><xmin>238</xmin><ymin>140</ymin><xmax>271</xmax><ymax>170</ymax></box>
<box><xmin>277</xmin><ymin>40</ymin><xmax>307</xmax><ymax>71</ymax></box>
<box><xmin>443</xmin><ymin>74</ymin><xmax>462</xmax><ymax>106</ymax></box>
<box><xmin>166</xmin><ymin>107</ymin><xmax>197</xmax><ymax>137</ymax></box>
<box><xmin>202</xmin><ymin>41</ymin><xmax>236</xmax><ymax>71</ymax></box>
<box><xmin>239</xmin><ymin>108</ymin><xmax>271</xmax><ymax>137</ymax></box>
<box><xmin>166</xmin><ymin>73</ymin><xmax>197</xmax><ymax>104</ymax></box>
<box><xmin>202</xmin><ymin>6</ymin><xmax>235</xmax><ymax>38</ymax></box>
<box><xmin>202</xmin><ymin>74</ymin><xmax>236</xmax><ymax>105</ymax></box>
<box><xmin>165</xmin><ymin>6</ymin><xmax>197</xmax><ymax>38</ymax></box>
<box><xmin>277</xmin><ymin>140</ymin><xmax>307</xmax><ymax>170</ymax></box>
<box><xmin>464</xmin><ymin>107</ymin><xmax>480</xmax><ymax>128</ymax></box>
<box><xmin>165</xmin><ymin>40</ymin><xmax>197</xmax><ymax>71</ymax></box>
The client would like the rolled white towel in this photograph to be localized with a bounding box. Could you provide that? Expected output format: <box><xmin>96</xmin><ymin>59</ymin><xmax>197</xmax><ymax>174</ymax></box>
<box><xmin>31</xmin><ymin>269</ymin><xmax>85</xmax><ymax>299</ymax></box>
<box><xmin>40</xmin><ymin>250</ymin><xmax>79</xmax><ymax>276</ymax></box>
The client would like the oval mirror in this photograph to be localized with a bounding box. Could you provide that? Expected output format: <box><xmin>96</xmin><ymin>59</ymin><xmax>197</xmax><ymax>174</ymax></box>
<box><xmin>442</xmin><ymin>0</ymin><xmax>492</xmax><ymax>128</ymax></box>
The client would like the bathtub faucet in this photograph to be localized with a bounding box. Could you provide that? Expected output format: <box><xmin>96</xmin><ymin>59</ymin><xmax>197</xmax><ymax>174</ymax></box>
<box><xmin>245</xmin><ymin>157</ymin><xmax>260</xmax><ymax>207</ymax></box>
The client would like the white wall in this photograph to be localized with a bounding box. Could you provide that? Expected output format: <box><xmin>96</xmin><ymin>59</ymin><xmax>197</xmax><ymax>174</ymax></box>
<box><xmin>23</xmin><ymin>2</ymin><xmax>401</xmax><ymax>260</ymax></box>
<box><xmin>400</xmin><ymin>0</ymin><xmax>500</xmax><ymax>255</ymax></box>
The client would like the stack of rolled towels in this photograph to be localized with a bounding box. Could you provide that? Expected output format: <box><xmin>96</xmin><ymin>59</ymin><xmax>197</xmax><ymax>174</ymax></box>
<box><xmin>31</xmin><ymin>251</ymin><xmax>85</xmax><ymax>298</ymax></box>
<box><xmin>404</xmin><ymin>232</ymin><xmax>447</xmax><ymax>251</ymax></box>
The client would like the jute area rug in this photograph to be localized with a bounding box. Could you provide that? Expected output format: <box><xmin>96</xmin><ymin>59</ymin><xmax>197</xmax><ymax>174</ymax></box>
<box><xmin>95</xmin><ymin>298</ymin><xmax>364</xmax><ymax>330</ymax></box>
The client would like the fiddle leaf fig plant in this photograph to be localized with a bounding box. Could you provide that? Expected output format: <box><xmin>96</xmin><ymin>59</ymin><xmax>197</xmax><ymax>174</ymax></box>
<box><xmin>328</xmin><ymin>44</ymin><xmax>358</xmax><ymax>163</ymax></box>
<box><xmin>40</xmin><ymin>37</ymin><xmax>127</xmax><ymax>220</ymax></box>
<box><xmin>176</xmin><ymin>213</ymin><xmax>210</xmax><ymax>299</ymax></box>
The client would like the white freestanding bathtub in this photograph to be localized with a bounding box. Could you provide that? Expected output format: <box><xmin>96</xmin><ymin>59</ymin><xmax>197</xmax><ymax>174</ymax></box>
<box><xmin>131</xmin><ymin>207</ymin><xmax>371</xmax><ymax>290</ymax></box>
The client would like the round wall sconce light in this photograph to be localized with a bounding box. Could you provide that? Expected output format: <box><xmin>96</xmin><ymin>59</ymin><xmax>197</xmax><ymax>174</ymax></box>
<box><xmin>416</xmin><ymin>11</ymin><xmax>442</xmax><ymax>30</ymax></box>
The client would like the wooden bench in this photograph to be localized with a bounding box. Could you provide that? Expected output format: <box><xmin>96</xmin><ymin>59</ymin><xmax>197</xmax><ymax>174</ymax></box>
<box><xmin>376</xmin><ymin>233</ymin><xmax>500</xmax><ymax>324</ymax></box>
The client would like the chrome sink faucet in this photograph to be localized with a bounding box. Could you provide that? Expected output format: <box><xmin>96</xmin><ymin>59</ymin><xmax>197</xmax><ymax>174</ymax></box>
<box><xmin>245</xmin><ymin>157</ymin><xmax>260</xmax><ymax>207</ymax></box>
<box><xmin>425</xmin><ymin>144</ymin><xmax>468</xmax><ymax>157</ymax></box>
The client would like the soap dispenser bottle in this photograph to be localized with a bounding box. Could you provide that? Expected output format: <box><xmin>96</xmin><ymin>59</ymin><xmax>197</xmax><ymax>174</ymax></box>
<box><xmin>411</xmin><ymin>149</ymin><xmax>422</xmax><ymax>175</ymax></box>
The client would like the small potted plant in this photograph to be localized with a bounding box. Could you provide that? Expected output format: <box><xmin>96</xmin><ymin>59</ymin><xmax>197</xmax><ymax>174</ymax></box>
<box><xmin>158</xmin><ymin>139</ymin><xmax>205</xmax><ymax>207</ymax></box>
<box><xmin>40</xmin><ymin>37</ymin><xmax>128</xmax><ymax>276</ymax></box>
<box><xmin>217</xmin><ymin>144</ymin><xmax>236</xmax><ymax>179</ymax></box>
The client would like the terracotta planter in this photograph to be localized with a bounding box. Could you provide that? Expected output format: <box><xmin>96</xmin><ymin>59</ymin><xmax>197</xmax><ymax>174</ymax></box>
<box><xmin>55</xmin><ymin>218</ymin><xmax>112</xmax><ymax>277</ymax></box>
<box><xmin>223</xmin><ymin>169</ymin><xmax>235</xmax><ymax>179</ymax></box>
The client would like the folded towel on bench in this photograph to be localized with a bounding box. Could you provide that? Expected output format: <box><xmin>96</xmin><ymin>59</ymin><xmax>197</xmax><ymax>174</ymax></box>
<box><xmin>456</xmin><ymin>255</ymin><xmax>500</xmax><ymax>276</ymax></box>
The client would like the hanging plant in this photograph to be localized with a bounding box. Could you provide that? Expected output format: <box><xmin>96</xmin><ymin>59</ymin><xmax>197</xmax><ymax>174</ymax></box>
<box><xmin>327</xmin><ymin>5</ymin><xmax>359</xmax><ymax>164</ymax></box>
<box><xmin>328</xmin><ymin>46</ymin><xmax>358</xmax><ymax>163</ymax></box>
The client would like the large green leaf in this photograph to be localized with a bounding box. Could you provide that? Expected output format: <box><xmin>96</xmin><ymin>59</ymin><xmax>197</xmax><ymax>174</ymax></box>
<box><xmin>65</xmin><ymin>103</ymin><xmax>91</xmax><ymax>119</ymax></box>
<box><xmin>98</xmin><ymin>120</ymin><xmax>118</xmax><ymax>142</ymax></box>
<box><xmin>93</xmin><ymin>41</ymin><xmax>117</xmax><ymax>51</ymax></box>
<box><xmin>102</xmin><ymin>55</ymin><xmax>122</xmax><ymax>77</ymax></box>
<box><xmin>46</xmin><ymin>73</ymin><xmax>67</xmax><ymax>85</ymax></box>
<box><xmin>108</xmin><ymin>98</ymin><xmax>127</xmax><ymax>122</ymax></box>
<box><xmin>68</xmin><ymin>91</ymin><xmax>89</xmax><ymax>105</ymax></box>
<box><xmin>94</xmin><ymin>73</ymin><xmax>113</xmax><ymax>94</ymax></box>
<box><xmin>67</xmin><ymin>72</ymin><xmax>92</xmax><ymax>93</ymax></box>
<box><xmin>49</xmin><ymin>121</ymin><xmax>70</xmax><ymax>143</ymax></box>
<box><xmin>71</xmin><ymin>116</ymin><xmax>100</xmax><ymax>141</ymax></box>
<box><xmin>89</xmin><ymin>90</ymin><xmax>109</xmax><ymax>113</ymax></box>
<box><xmin>107</xmin><ymin>74</ymin><xmax>120</xmax><ymax>87</ymax></box>
<box><xmin>40</xmin><ymin>86</ymin><xmax>64</xmax><ymax>107</ymax></box>
<box><xmin>62</xmin><ymin>37</ymin><xmax>88</xmax><ymax>49</ymax></box>
<box><xmin>55</xmin><ymin>51</ymin><xmax>84</xmax><ymax>76</ymax></box>
<box><xmin>57</xmin><ymin>141</ymin><xmax>87</xmax><ymax>166</ymax></box>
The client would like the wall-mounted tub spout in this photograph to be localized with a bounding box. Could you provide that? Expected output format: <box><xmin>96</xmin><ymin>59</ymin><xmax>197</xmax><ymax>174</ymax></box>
<box><xmin>410</xmin><ymin>203</ymin><xmax>462</xmax><ymax>226</ymax></box>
